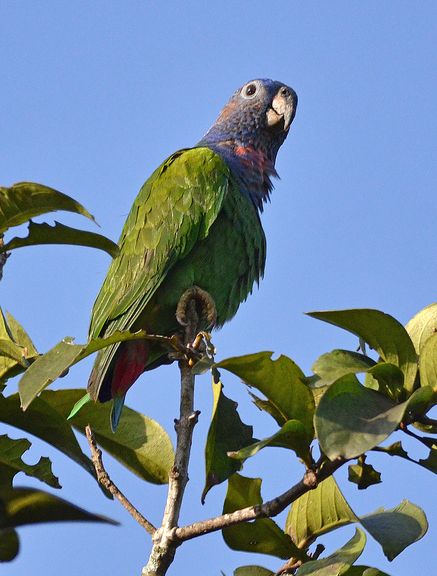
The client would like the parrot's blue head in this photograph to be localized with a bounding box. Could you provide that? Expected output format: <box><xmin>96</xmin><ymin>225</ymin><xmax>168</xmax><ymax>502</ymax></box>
<box><xmin>199</xmin><ymin>79</ymin><xmax>298</xmax><ymax>210</ymax></box>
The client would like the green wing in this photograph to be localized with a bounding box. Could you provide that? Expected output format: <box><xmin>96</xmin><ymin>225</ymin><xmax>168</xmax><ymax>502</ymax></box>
<box><xmin>89</xmin><ymin>147</ymin><xmax>230</xmax><ymax>341</ymax></box>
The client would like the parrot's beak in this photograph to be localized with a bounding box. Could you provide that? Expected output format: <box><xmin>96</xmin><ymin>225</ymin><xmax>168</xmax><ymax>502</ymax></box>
<box><xmin>266</xmin><ymin>88</ymin><xmax>297</xmax><ymax>132</ymax></box>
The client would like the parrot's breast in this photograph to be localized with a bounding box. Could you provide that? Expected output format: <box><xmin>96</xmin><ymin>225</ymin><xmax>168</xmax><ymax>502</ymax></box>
<box><xmin>135</xmin><ymin>180</ymin><xmax>266</xmax><ymax>337</ymax></box>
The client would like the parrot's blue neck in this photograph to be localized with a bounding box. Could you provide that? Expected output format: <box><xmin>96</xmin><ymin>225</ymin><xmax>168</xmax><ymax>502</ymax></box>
<box><xmin>198</xmin><ymin>141</ymin><xmax>278</xmax><ymax>212</ymax></box>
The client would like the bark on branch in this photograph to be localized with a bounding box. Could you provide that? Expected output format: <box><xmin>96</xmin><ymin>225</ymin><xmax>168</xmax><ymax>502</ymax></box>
<box><xmin>142</xmin><ymin>288</ymin><xmax>204</xmax><ymax>576</ymax></box>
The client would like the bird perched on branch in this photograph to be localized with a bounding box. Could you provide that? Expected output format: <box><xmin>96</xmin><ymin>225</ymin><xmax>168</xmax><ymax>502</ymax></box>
<box><xmin>88</xmin><ymin>79</ymin><xmax>298</xmax><ymax>430</ymax></box>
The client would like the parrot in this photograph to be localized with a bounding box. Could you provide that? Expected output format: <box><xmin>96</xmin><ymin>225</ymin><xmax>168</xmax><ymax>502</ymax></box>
<box><xmin>87</xmin><ymin>78</ymin><xmax>298</xmax><ymax>431</ymax></box>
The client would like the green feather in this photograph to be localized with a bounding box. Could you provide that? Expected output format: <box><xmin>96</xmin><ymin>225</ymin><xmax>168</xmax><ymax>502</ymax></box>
<box><xmin>88</xmin><ymin>146</ymin><xmax>265</xmax><ymax>401</ymax></box>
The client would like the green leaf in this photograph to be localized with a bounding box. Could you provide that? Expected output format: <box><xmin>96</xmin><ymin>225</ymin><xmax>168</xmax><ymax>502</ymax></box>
<box><xmin>0</xmin><ymin>486</ymin><xmax>117</xmax><ymax>528</ymax></box>
<box><xmin>359</xmin><ymin>500</ymin><xmax>428</xmax><ymax>561</ymax></box>
<box><xmin>312</xmin><ymin>350</ymin><xmax>375</xmax><ymax>387</ymax></box>
<box><xmin>234</xmin><ymin>567</ymin><xmax>274</xmax><ymax>576</ymax></box>
<box><xmin>296</xmin><ymin>528</ymin><xmax>366</xmax><ymax>575</ymax></box>
<box><xmin>18</xmin><ymin>338</ymin><xmax>81</xmax><ymax>410</ymax></box>
<box><xmin>405</xmin><ymin>302</ymin><xmax>437</xmax><ymax>354</ymax></box>
<box><xmin>0</xmin><ymin>309</ymin><xmax>38</xmax><ymax>385</ymax></box>
<box><xmin>202</xmin><ymin>370</ymin><xmax>256</xmax><ymax>503</ymax></box>
<box><xmin>315</xmin><ymin>376</ymin><xmax>434</xmax><ymax>460</ymax></box>
<box><xmin>307</xmin><ymin>309</ymin><xmax>418</xmax><ymax>394</ymax></box>
<box><xmin>0</xmin><ymin>393</ymin><xmax>95</xmax><ymax>479</ymax></box>
<box><xmin>0</xmin><ymin>339</ymin><xmax>29</xmax><ymax>367</ymax></box>
<box><xmin>223</xmin><ymin>473</ymin><xmax>303</xmax><ymax>560</ymax></box>
<box><xmin>228</xmin><ymin>419</ymin><xmax>311</xmax><ymax>464</ymax></box>
<box><xmin>5</xmin><ymin>311</ymin><xmax>38</xmax><ymax>357</ymax></box>
<box><xmin>286</xmin><ymin>476</ymin><xmax>357</xmax><ymax>548</ymax></box>
<box><xmin>348</xmin><ymin>460</ymin><xmax>382</xmax><ymax>490</ymax></box>
<box><xmin>364</xmin><ymin>363</ymin><xmax>405</xmax><ymax>401</ymax></box>
<box><xmin>342</xmin><ymin>566</ymin><xmax>391</xmax><ymax>576</ymax></box>
<box><xmin>314</xmin><ymin>375</ymin><xmax>402</xmax><ymax>459</ymax></box>
<box><xmin>218</xmin><ymin>352</ymin><xmax>314</xmax><ymax>441</ymax></box>
<box><xmin>419</xmin><ymin>332</ymin><xmax>437</xmax><ymax>391</ymax></box>
<box><xmin>1</xmin><ymin>221</ymin><xmax>119</xmax><ymax>258</ymax></box>
<box><xmin>0</xmin><ymin>528</ymin><xmax>19</xmax><ymax>562</ymax></box>
<box><xmin>0</xmin><ymin>182</ymin><xmax>94</xmax><ymax>233</ymax></box>
<box><xmin>403</xmin><ymin>386</ymin><xmax>437</xmax><ymax>421</ymax></box>
<box><xmin>42</xmin><ymin>389</ymin><xmax>174</xmax><ymax>484</ymax></box>
<box><xmin>0</xmin><ymin>435</ymin><xmax>60</xmax><ymax>489</ymax></box>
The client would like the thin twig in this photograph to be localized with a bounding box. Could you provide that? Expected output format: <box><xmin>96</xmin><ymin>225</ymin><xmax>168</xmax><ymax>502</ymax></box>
<box><xmin>173</xmin><ymin>458</ymin><xmax>345</xmax><ymax>542</ymax></box>
<box><xmin>85</xmin><ymin>424</ymin><xmax>156</xmax><ymax>536</ymax></box>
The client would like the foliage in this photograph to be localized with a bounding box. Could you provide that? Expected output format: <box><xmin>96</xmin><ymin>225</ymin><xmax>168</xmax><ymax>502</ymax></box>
<box><xmin>0</xmin><ymin>188</ymin><xmax>436</xmax><ymax>573</ymax></box>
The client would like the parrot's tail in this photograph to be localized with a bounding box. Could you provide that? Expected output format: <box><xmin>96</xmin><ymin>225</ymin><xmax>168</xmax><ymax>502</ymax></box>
<box><xmin>88</xmin><ymin>339</ymin><xmax>149</xmax><ymax>429</ymax></box>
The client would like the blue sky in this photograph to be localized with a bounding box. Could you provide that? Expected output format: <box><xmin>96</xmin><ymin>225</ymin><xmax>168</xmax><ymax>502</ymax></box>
<box><xmin>1</xmin><ymin>2</ymin><xmax>436</xmax><ymax>574</ymax></box>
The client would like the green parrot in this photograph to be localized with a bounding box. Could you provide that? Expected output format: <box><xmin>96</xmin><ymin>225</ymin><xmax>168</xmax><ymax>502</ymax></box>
<box><xmin>87</xmin><ymin>79</ymin><xmax>297</xmax><ymax>430</ymax></box>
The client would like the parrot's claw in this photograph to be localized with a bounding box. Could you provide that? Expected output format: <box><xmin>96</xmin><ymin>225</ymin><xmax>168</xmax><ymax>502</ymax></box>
<box><xmin>176</xmin><ymin>286</ymin><xmax>217</xmax><ymax>330</ymax></box>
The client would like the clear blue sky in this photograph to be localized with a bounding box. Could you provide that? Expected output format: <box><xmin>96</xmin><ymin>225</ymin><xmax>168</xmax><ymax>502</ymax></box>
<box><xmin>1</xmin><ymin>2</ymin><xmax>436</xmax><ymax>574</ymax></box>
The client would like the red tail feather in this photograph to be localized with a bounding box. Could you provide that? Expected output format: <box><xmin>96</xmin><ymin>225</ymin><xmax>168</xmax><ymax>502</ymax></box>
<box><xmin>111</xmin><ymin>340</ymin><xmax>149</xmax><ymax>397</ymax></box>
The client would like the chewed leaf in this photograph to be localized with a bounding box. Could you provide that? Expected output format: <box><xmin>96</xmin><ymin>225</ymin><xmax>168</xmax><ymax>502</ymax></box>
<box><xmin>0</xmin><ymin>394</ymin><xmax>95</xmax><ymax>481</ymax></box>
<box><xmin>0</xmin><ymin>435</ymin><xmax>60</xmax><ymax>489</ymax></box>
<box><xmin>1</xmin><ymin>221</ymin><xmax>119</xmax><ymax>258</ymax></box>
<box><xmin>202</xmin><ymin>370</ymin><xmax>255</xmax><ymax>503</ymax></box>
<box><xmin>218</xmin><ymin>352</ymin><xmax>314</xmax><ymax>441</ymax></box>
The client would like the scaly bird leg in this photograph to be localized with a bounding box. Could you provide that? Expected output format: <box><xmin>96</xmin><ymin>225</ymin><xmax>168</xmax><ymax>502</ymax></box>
<box><xmin>176</xmin><ymin>285</ymin><xmax>217</xmax><ymax>330</ymax></box>
<box><xmin>174</xmin><ymin>287</ymin><xmax>217</xmax><ymax>367</ymax></box>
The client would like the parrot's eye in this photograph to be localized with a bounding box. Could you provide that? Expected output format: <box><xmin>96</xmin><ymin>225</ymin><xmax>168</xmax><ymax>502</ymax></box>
<box><xmin>280</xmin><ymin>87</ymin><xmax>290</xmax><ymax>97</ymax></box>
<box><xmin>242</xmin><ymin>83</ymin><xmax>257</xmax><ymax>98</ymax></box>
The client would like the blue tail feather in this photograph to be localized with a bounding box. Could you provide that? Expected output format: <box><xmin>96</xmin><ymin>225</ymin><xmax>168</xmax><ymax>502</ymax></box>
<box><xmin>111</xmin><ymin>395</ymin><xmax>125</xmax><ymax>432</ymax></box>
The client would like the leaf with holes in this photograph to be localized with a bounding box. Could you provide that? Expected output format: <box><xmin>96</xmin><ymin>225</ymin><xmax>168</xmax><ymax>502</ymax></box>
<box><xmin>218</xmin><ymin>352</ymin><xmax>314</xmax><ymax>441</ymax></box>
<box><xmin>1</xmin><ymin>220</ymin><xmax>119</xmax><ymax>258</ymax></box>
<box><xmin>0</xmin><ymin>435</ymin><xmax>60</xmax><ymax>489</ymax></box>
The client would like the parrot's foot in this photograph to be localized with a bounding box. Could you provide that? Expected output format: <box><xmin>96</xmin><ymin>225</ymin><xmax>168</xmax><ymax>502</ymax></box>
<box><xmin>176</xmin><ymin>286</ymin><xmax>217</xmax><ymax>330</ymax></box>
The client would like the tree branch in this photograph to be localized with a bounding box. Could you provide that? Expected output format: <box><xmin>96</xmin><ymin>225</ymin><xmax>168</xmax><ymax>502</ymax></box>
<box><xmin>142</xmin><ymin>289</ymin><xmax>204</xmax><ymax>576</ymax></box>
<box><xmin>173</xmin><ymin>458</ymin><xmax>345</xmax><ymax>542</ymax></box>
<box><xmin>85</xmin><ymin>424</ymin><xmax>156</xmax><ymax>536</ymax></box>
